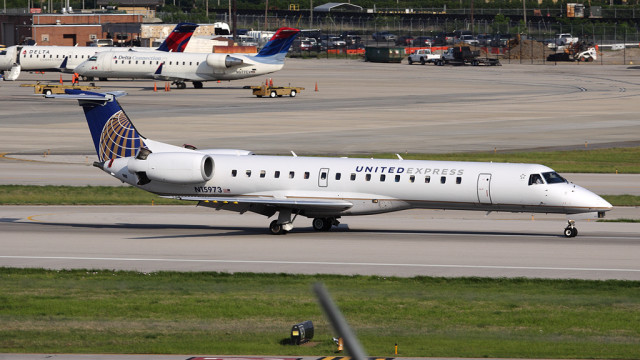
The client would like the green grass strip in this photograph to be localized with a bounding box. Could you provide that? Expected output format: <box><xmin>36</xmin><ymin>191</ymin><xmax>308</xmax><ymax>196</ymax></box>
<box><xmin>1</xmin><ymin>185</ymin><xmax>639</xmax><ymax>207</ymax></box>
<box><xmin>347</xmin><ymin>147</ymin><xmax>640</xmax><ymax>174</ymax></box>
<box><xmin>0</xmin><ymin>185</ymin><xmax>184</xmax><ymax>205</ymax></box>
<box><xmin>0</xmin><ymin>269</ymin><xmax>639</xmax><ymax>358</ymax></box>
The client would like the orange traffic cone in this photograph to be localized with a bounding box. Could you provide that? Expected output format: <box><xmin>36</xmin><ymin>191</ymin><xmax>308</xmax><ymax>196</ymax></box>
<box><xmin>153</xmin><ymin>82</ymin><xmax>157</xmax><ymax>92</ymax></box>
<box><xmin>315</xmin><ymin>82</ymin><xmax>318</xmax><ymax>92</ymax></box>
<box><xmin>269</xmin><ymin>78</ymin><xmax>273</xmax><ymax>87</ymax></box>
<box><xmin>59</xmin><ymin>75</ymin><xmax>63</xmax><ymax>84</ymax></box>
<box><xmin>265</xmin><ymin>78</ymin><xmax>269</xmax><ymax>87</ymax></box>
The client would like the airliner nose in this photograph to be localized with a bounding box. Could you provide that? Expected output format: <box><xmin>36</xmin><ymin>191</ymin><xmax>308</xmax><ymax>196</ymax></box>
<box><xmin>568</xmin><ymin>184</ymin><xmax>612</xmax><ymax>213</ymax></box>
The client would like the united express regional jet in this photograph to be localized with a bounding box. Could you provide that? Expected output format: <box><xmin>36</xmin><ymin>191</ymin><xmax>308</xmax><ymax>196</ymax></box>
<box><xmin>73</xmin><ymin>27</ymin><xmax>300</xmax><ymax>89</ymax></box>
<box><xmin>47</xmin><ymin>90</ymin><xmax>612</xmax><ymax>236</ymax></box>
<box><xmin>0</xmin><ymin>23</ymin><xmax>198</xmax><ymax>80</ymax></box>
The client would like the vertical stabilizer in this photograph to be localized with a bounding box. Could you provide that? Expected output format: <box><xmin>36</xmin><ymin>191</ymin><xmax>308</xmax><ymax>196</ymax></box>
<box><xmin>63</xmin><ymin>89</ymin><xmax>145</xmax><ymax>161</ymax></box>
<box><xmin>256</xmin><ymin>27</ymin><xmax>300</xmax><ymax>58</ymax></box>
<box><xmin>156</xmin><ymin>23</ymin><xmax>199</xmax><ymax>52</ymax></box>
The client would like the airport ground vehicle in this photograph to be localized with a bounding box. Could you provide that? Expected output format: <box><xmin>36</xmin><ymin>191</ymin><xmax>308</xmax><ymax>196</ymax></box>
<box><xmin>407</xmin><ymin>49</ymin><xmax>441</xmax><ymax>65</ymax></box>
<box><xmin>21</xmin><ymin>82</ymin><xmax>100</xmax><ymax>95</ymax></box>
<box><xmin>547</xmin><ymin>42</ymin><xmax>597</xmax><ymax>62</ymax></box>
<box><xmin>251</xmin><ymin>85</ymin><xmax>304</xmax><ymax>98</ymax></box>
<box><xmin>549</xmin><ymin>33</ymin><xmax>579</xmax><ymax>48</ymax></box>
<box><xmin>435</xmin><ymin>46</ymin><xmax>500</xmax><ymax>66</ymax></box>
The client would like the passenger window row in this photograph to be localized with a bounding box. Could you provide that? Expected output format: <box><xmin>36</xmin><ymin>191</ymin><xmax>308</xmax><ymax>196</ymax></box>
<box><xmin>230</xmin><ymin>169</ymin><xmax>462</xmax><ymax>184</ymax></box>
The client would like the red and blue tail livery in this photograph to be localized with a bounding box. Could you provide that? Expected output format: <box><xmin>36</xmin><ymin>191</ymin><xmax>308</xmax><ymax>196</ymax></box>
<box><xmin>156</xmin><ymin>22</ymin><xmax>199</xmax><ymax>52</ymax></box>
<box><xmin>256</xmin><ymin>27</ymin><xmax>300</xmax><ymax>57</ymax></box>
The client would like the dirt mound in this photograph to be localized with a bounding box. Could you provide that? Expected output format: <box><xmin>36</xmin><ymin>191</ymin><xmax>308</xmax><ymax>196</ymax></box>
<box><xmin>505</xmin><ymin>40</ymin><xmax>551</xmax><ymax>60</ymax></box>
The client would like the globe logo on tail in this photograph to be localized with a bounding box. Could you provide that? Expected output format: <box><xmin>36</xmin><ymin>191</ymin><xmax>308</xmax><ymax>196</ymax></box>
<box><xmin>98</xmin><ymin>110</ymin><xmax>145</xmax><ymax>161</ymax></box>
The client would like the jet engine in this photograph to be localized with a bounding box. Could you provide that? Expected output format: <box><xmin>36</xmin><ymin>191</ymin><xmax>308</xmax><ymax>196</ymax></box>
<box><xmin>127</xmin><ymin>152</ymin><xmax>214</xmax><ymax>184</ymax></box>
<box><xmin>206</xmin><ymin>53</ymin><xmax>243</xmax><ymax>68</ymax></box>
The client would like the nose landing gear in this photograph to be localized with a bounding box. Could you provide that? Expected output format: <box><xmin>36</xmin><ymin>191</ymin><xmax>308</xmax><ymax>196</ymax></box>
<box><xmin>564</xmin><ymin>220</ymin><xmax>578</xmax><ymax>238</ymax></box>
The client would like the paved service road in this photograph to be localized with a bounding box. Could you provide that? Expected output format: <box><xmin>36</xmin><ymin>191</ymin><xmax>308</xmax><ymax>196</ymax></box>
<box><xmin>1</xmin><ymin>205</ymin><xmax>639</xmax><ymax>280</ymax></box>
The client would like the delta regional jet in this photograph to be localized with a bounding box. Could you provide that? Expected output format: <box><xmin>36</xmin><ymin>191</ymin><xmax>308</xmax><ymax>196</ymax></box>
<box><xmin>0</xmin><ymin>23</ymin><xmax>198</xmax><ymax>80</ymax></box>
<box><xmin>47</xmin><ymin>90</ymin><xmax>612</xmax><ymax>236</ymax></box>
<box><xmin>73</xmin><ymin>27</ymin><xmax>300</xmax><ymax>89</ymax></box>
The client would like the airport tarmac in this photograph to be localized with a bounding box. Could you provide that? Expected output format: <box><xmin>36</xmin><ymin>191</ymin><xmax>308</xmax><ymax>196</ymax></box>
<box><xmin>2</xmin><ymin>205</ymin><xmax>639</xmax><ymax>280</ymax></box>
<box><xmin>1</xmin><ymin>60</ymin><xmax>639</xmax><ymax>282</ymax></box>
<box><xmin>2</xmin><ymin>60</ymin><xmax>640</xmax><ymax>155</ymax></box>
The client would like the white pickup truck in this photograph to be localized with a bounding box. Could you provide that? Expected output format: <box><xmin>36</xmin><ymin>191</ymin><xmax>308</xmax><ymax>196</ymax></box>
<box><xmin>407</xmin><ymin>49</ymin><xmax>441</xmax><ymax>65</ymax></box>
<box><xmin>549</xmin><ymin>33</ymin><xmax>579</xmax><ymax>48</ymax></box>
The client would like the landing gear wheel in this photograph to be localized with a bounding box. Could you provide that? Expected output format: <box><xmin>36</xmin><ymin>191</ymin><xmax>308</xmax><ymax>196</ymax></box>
<box><xmin>193</xmin><ymin>81</ymin><xmax>203</xmax><ymax>89</ymax></box>
<box><xmin>269</xmin><ymin>220</ymin><xmax>287</xmax><ymax>235</ymax></box>
<box><xmin>289</xmin><ymin>90</ymin><xmax>296</xmax><ymax>97</ymax></box>
<box><xmin>312</xmin><ymin>217</ymin><xmax>334</xmax><ymax>231</ymax></box>
<box><xmin>176</xmin><ymin>82</ymin><xmax>186</xmax><ymax>89</ymax></box>
<box><xmin>563</xmin><ymin>220</ymin><xmax>578</xmax><ymax>237</ymax></box>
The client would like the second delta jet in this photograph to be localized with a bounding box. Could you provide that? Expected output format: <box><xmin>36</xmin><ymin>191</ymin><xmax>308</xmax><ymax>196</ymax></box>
<box><xmin>74</xmin><ymin>27</ymin><xmax>300</xmax><ymax>89</ymax></box>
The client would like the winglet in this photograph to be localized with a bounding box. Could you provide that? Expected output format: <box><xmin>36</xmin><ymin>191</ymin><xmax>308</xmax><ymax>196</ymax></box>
<box><xmin>59</xmin><ymin>56</ymin><xmax>69</xmax><ymax>70</ymax></box>
<box><xmin>154</xmin><ymin>62</ymin><xmax>164</xmax><ymax>75</ymax></box>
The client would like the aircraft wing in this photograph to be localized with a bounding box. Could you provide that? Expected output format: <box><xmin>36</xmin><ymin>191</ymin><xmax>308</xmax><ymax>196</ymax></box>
<box><xmin>165</xmin><ymin>195</ymin><xmax>353</xmax><ymax>212</ymax></box>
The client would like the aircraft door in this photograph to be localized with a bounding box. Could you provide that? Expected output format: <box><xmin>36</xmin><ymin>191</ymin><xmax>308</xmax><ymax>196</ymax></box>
<box><xmin>318</xmin><ymin>168</ymin><xmax>329</xmax><ymax>187</ymax></box>
<box><xmin>477</xmin><ymin>173</ymin><xmax>492</xmax><ymax>204</ymax></box>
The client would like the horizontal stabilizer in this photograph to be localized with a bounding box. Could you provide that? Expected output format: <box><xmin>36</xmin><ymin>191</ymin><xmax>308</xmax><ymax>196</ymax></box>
<box><xmin>44</xmin><ymin>90</ymin><xmax>127</xmax><ymax>101</ymax></box>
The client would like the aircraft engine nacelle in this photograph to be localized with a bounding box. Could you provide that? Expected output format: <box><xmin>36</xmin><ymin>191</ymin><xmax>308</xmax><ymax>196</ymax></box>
<box><xmin>127</xmin><ymin>152</ymin><xmax>214</xmax><ymax>184</ymax></box>
<box><xmin>206</xmin><ymin>53</ymin><xmax>243</xmax><ymax>68</ymax></box>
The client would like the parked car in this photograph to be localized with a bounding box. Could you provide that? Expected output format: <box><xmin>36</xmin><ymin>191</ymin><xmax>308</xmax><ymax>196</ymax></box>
<box><xmin>395</xmin><ymin>35</ymin><xmax>414</xmax><ymax>46</ymax></box>
<box><xmin>490</xmin><ymin>34</ymin><xmax>512</xmax><ymax>47</ymax></box>
<box><xmin>460</xmin><ymin>34</ymin><xmax>479</xmax><ymax>46</ymax></box>
<box><xmin>372</xmin><ymin>31</ymin><xmax>397</xmax><ymax>41</ymax></box>
<box><xmin>476</xmin><ymin>34</ymin><xmax>492</xmax><ymax>46</ymax></box>
<box><xmin>413</xmin><ymin>36</ymin><xmax>434</xmax><ymax>47</ymax></box>
<box><xmin>328</xmin><ymin>36</ymin><xmax>346</xmax><ymax>47</ymax></box>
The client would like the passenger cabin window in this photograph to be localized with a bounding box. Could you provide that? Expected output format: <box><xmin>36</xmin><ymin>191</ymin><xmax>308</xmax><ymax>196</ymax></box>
<box><xmin>260</xmin><ymin>170</ymin><xmax>266</xmax><ymax>178</ymax></box>
<box><xmin>543</xmin><ymin>171</ymin><xmax>567</xmax><ymax>184</ymax></box>
<box><xmin>289</xmin><ymin>171</ymin><xmax>295</xmax><ymax>179</ymax></box>
<box><xmin>274</xmin><ymin>171</ymin><xmax>280</xmax><ymax>178</ymax></box>
<box><xmin>350</xmin><ymin>173</ymin><xmax>356</xmax><ymax>181</ymax></box>
<box><xmin>380</xmin><ymin>174</ymin><xmax>386</xmax><ymax>182</ymax></box>
<box><xmin>395</xmin><ymin>175</ymin><xmax>400</xmax><ymax>182</ymax></box>
<box><xmin>231</xmin><ymin>170</ymin><xmax>237</xmax><ymax>177</ymax></box>
<box><xmin>335</xmin><ymin>173</ymin><xmax>341</xmax><ymax>180</ymax></box>
<box><xmin>528</xmin><ymin>174</ymin><xmax>544</xmax><ymax>185</ymax></box>
<box><xmin>409</xmin><ymin>175</ymin><xmax>415</xmax><ymax>183</ymax></box>
<box><xmin>440</xmin><ymin>176</ymin><xmax>446</xmax><ymax>184</ymax></box>
<box><xmin>456</xmin><ymin>177</ymin><xmax>462</xmax><ymax>184</ymax></box>
<box><xmin>304</xmin><ymin>172</ymin><xmax>309</xmax><ymax>179</ymax></box>
<box><xmin>365</xmin><ymin>174</ymin><xmax>371</xmax><ymax>181</ymax></box>
<box><xmin>424</xmin><ymin>176</ymin><xmax>431</xmax><ymax>183</ymax></box>
<box><xmin>320</xmin><ymin>173</ymin><xmax>327</xmax><ymax>180</ymax></box>
<box><xmin>245</xmin><ymin>170</ymin><xmax>252</xmax><ymax>177</ymax></box>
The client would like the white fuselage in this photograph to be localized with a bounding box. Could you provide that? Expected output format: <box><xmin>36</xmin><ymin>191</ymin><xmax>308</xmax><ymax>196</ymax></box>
<box><xmin>0</xmin><ymin>45</ymin><xmax>148</xmax><ymax>73</ymax></box>
<box><xmin>102</xmin><ymin>151</ymin><xmax>612</xmax><ymax>218</ymax></box>
<box><xmin>74</xmin><ymin>51</ymin><xmax>285</xmax><ymax>81</ymax></box>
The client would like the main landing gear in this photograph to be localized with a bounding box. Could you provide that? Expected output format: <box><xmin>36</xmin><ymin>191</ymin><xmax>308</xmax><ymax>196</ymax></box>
<box><xmin>312</xmin><ymin>217</ymin><xmax>340</xmax><ymax>232</ymax></box>
<box><xmin>268</xmin><ymin>210</ymin><xmax>340</xmax><ymax>235</ymax></box>
<box><xmin>564</xmin><ymin>220</ymin><xmax>578</xmax><ymax>238</ymax></box>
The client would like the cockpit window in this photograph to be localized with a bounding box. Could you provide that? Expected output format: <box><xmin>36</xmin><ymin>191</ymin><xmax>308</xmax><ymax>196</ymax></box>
<box><xmin>528</xmin><ymin>174</ymin><xmax>544</xmax><ymax>185</ymax></box>
<box><xmin>542</xmin><ymin>171</ymin><xmax>567</xmax><ymax>184</ymax></box>
<box><xmin>0</xmin><ymin>50</ymin><xmax>6</xmax><ymax>56</ymax></box>
<box><xmin>88</xmin><ymin>55</ymin><xmax>98</xmax><ymax>61</ymax></box>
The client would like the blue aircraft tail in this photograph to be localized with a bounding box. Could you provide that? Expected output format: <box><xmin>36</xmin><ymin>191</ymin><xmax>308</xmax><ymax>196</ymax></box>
<box><xmin>256</xmin><ymin>27</ymin><xmax>300</xmax><ymax>57</ymax></box>
<box><xmin>61</xmin><ymin>89</ymin><xmax>145</xmax><ymax>161</ymax></box>
<box><xmin>156</xmin><ymin>23</ymin><xmax>199</xmax><ymax>52</ymax></box>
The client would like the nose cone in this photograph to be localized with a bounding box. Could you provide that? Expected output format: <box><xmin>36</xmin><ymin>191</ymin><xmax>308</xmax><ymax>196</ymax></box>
<box><xmin>566</xmin><ymin>184</ymin><xmax>613</xmax><ymax>213</ymax></box>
